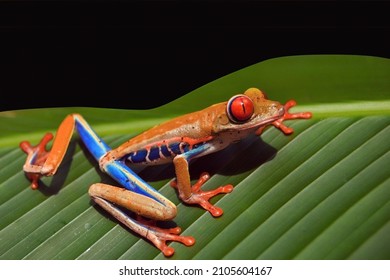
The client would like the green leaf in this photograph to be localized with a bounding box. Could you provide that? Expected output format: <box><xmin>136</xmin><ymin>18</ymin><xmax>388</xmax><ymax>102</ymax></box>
<box><xmin>0</xmin><ymin>55</ymin><xmax>389</xmax><ymax>260</ymax></box>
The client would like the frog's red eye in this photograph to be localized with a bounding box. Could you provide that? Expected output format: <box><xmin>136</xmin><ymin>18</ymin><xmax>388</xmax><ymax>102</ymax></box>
<box><xmin>226</xmin><ymin>95</ymin><xmax>254</xmax><ymax>123</ymax></box>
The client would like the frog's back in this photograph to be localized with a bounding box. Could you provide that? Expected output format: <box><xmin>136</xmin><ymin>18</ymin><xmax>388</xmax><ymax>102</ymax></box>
<box><xmin>111</xmin><ymin>102</ymin><xmax>225</xmax><ymax>164</ymax></box>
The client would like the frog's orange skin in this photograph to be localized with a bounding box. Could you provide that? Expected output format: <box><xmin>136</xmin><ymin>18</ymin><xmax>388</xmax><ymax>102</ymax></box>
<box><xmin>20</xmin><ymin>87</ymin><xmax>312</xmax><ymax>257</ymax></box>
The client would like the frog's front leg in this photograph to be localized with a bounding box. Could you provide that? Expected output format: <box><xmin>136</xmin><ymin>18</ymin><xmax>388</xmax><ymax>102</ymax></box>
<box><xmin>20</xmin><ymin>114</ymin><xmax>194</xmax><ymax>257</ymax></box>
<box><xmin>170</xmin><ymin>144</ymin><xmax>234</xmax><ymax>217</ymax></box>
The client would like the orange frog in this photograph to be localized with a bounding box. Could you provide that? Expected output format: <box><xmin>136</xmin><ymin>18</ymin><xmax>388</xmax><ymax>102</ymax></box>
<box><xmin>20</xmin><ymin>88</ymin><xmax>312</xmax><ymax>257</ymax></box>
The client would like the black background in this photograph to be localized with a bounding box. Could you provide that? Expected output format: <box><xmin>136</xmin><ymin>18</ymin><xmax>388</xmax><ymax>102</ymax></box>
<box><xmin>1</xmin><ymin>0</ymin><xmax>389</xmax><ymax>111</ymax></box>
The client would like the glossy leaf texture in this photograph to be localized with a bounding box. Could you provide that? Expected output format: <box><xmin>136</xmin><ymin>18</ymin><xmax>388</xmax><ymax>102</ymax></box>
<box><xmin>0</xmin><ymin>55</ymin><xmax>389</xmax><ymax>260</ymax></box>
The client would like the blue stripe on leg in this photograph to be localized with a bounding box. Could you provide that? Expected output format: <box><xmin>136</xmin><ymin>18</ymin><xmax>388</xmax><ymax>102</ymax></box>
<box><xmin>74</xmin><ymin>117</ymin><xmax>111</xmax><ymax>161</ymax></box>
<box><xmin>104</xmin><ymin>160</ymin><xmax>166</xmax><ymax>205</ymax></box>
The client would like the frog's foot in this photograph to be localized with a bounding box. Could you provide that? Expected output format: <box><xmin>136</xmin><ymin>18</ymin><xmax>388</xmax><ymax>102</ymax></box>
<box><xmin>136</xmin><ymin>216</ymin><xmax>195</xmax><ymax>257</ymax></box>
<box><xmin>19</xmin><ymin>133</ymin><xmax>54</xmax><ymax>189</ymax></box>
<box><xmin>272</xmin><ymin>100</ymin><xmax>312</xmax><ymax>134</ymax></box>
<box><xmin>171</xmin><ymin>172</ymin><xmax>234</xmax><ymax>217</ymax></box>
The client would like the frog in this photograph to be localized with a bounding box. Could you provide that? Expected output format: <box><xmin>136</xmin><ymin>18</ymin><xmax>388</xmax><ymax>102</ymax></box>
<box><xmin>20</xmin><ymin>87</ymin><xmax>312</xmax><ymax>256</ymax></box>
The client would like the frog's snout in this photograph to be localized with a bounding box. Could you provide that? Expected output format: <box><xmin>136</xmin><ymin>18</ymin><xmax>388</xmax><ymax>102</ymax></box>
<box><xmin>267</xmin><ymin>102</ymin><xmax>284</xmax><ymax>117</ymax></box>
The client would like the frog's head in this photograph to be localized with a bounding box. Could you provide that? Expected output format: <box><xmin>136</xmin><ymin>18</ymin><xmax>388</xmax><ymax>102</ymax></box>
<box><xmin>212</xmin><ymin>88</ymin><xmax>285</xmax><ymax>134</ymax></box>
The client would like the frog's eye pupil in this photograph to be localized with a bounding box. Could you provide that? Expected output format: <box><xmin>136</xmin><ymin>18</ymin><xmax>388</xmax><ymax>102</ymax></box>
<box><xmin>227</xmin><ymin>95</ymin><xmax>254</xmax><ymax>123</ymax></box>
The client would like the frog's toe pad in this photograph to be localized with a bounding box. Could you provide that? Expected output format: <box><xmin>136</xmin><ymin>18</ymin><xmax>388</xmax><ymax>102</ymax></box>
<box><xmin>146</xmin><ymin>226</ymin><xmax>195</xmax><ymax>257</ymax></box>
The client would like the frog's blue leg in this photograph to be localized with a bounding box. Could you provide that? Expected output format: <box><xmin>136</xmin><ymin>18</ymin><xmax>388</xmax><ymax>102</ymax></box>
<box><xmin>72</xmin><ymin>114</ymin><xmax>195</xmax><ymax>256</ymax></box>
<box><xmin>73</xmin><ymin>114</ymin><xmax>169</xmax><ymax>205</ymax></box>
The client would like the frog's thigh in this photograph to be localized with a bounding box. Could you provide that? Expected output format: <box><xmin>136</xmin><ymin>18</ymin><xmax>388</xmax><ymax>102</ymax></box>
<box><xmin>89</xmin><ymin>183</ymin><xmax>177</xmax><ymax>221</ymax></box>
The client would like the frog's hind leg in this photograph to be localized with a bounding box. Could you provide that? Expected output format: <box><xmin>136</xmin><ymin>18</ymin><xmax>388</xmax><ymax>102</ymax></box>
<box><xmin>89</xmin><ymin>161</ymin><xmax>195</xmax><ymax>257</ymax></box>
<box><xmin>89</xmin><ymin>182</ymin><xmax>194</xmax><ymax>257</ymax></box>
<box><xmin>75</xmin><ymin>114</ymin><xmax>195</xmax><ymax>256</ymax></box>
